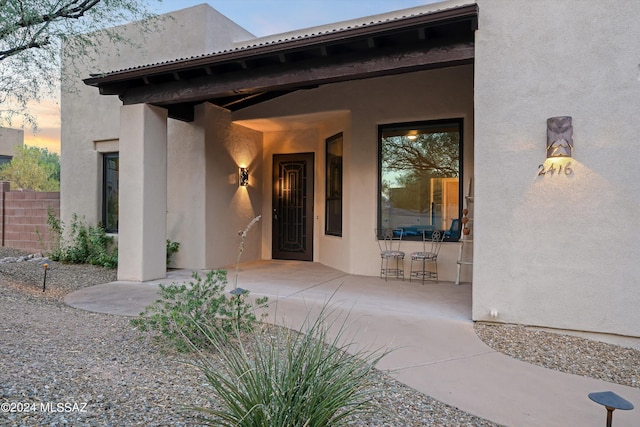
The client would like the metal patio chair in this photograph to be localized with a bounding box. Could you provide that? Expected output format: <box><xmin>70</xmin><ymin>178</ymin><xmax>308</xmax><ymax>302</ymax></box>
<box><xmin>410</xmin><ymin>229</ymin><xmax>444</xmax><ymax>283</ymax></box>
<box><xmin>375</xmin><ymin>228</ymin><xmax>405</xmax><ymax>281</ymax></box>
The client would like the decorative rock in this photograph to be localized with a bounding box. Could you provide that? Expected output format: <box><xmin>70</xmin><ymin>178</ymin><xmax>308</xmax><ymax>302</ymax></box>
<box><xmin>0</xmin><ymin>253</ymin><xmax>44</xmax><ymax>264</ymax></box>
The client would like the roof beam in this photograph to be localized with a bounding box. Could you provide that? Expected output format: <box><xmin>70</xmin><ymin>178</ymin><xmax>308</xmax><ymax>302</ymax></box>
<box><xmin>85</xmin><ymin>4</ymin><xmax>478</xmax><ymax>88</ymax></box>
<box><xmin>119</xmin><ymin>41</ymin><xmax>474</xmax><ymax>106</ymax></box>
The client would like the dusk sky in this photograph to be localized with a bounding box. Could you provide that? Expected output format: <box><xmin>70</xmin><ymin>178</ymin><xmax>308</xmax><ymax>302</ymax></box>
<box><xmin>25</xmin><ymin>0</ymin><xmax>437</xmax><ymax>153</ymax></box>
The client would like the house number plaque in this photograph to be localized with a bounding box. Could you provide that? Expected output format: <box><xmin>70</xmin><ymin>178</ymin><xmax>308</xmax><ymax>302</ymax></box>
<box><xmin>537</xmin><ymin>161</ymin><xmax>573</xmax><ymax>176</ymax></box>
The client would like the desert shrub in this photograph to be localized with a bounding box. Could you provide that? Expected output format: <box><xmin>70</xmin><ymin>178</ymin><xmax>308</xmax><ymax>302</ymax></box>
<box><xmin>188</xmin><ymin>307</ymin><xmax>390</xmax><ymax>427</ymax></box>
<box><xmin>166</xmin><ymin>239</ymin><xmax>180</xmax><ymax>267</ymax></box>
<box><xmin>130</xmin><ymin>269</ymin><xmax>268</xmax><ymax>352</ymax></box>
<box><xmin>46</xmin><ymin>210</ymin><xmax>117</xmax><ymax>268</ymax></box>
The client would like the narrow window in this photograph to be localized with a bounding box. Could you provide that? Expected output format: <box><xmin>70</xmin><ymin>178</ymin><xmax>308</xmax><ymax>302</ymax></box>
<box><xmin>102</xmin><ymin>153</ymin><xmax>119</xmax><ymax>233</ymax></box>
<box><xmin>378</xmin><ymin>119</ymin><xmax>462</xmax><ymax>240</ymax></box>
<box><xmin>325</xmin><ymin>132</ymin><xmax>343</xmax><ymax>236</ymax></box>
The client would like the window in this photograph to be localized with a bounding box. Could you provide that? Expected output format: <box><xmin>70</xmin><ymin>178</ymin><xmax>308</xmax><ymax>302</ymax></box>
<box><xmin>103</xmin><ymin>153</ymin><xmax>119</xmax><ymax>233</ymax></box>
<box><xmin>378</xmin><ymin>119</ymin><xmax>462</xmax><ymax>240</ymax></box>
<box><xmin>325</xmin><ymin>133</ymin><xmax>343</xmax><ymax>236</ymax></box>
<box><xmin>0</xmin><ymin>155</ymin><xmax>12</xmax><ymax>167</ymax></box>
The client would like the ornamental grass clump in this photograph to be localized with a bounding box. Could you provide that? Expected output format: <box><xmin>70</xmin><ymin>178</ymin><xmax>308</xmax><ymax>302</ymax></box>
<box><xmin>187</xmin><ymin>306</ymin><xmax>390</xmax><ymax>427</ymax></box>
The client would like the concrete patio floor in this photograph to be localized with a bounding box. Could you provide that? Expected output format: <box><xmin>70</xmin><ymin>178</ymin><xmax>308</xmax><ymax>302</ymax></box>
<box><xmin>65</xmin><ymin>260</ymin><xmax>640</xmax><ymax>426</ymax></box>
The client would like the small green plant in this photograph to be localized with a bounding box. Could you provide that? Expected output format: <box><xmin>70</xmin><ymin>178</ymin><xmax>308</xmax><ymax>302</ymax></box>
<box><xmin>130</xmin><ymin>269</ymin><xmax>268</xmax><ymax>352</ymax></box>
<box><xmin>46</xmin><ymin>210</ymin><xmax>117</xmax><ymax>268</ymax></box>
<box><xmin>132</xmin><ymin>215</ymin><xmax>267</xmax><ymax>352</ymax></box>
<box><xmin>166</xmin><ymin>239</ymin><xmax>180</xmax><ymax>267</ymax></box>
<box><xmin>188</xmin><ymin>306</ymin><xmax>390</xmax><ymax>427</ymax></box>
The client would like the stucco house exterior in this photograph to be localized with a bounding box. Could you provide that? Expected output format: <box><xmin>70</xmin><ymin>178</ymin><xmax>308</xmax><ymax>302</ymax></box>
<box><xmin>61</xmin><ymin>0</ymin><xmax>640</xmax><ymax>338</ymax></box>
<box><xmin>0</xmin><ymin>127</ymin><xmax>23</xmax><ymax>165</ymax></box>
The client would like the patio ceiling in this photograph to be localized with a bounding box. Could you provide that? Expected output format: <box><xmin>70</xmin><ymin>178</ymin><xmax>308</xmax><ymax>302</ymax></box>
<box><xmin>84</xmin><ymin>4</ymin><xmax>478</xmax><ymax>121</ymax></box>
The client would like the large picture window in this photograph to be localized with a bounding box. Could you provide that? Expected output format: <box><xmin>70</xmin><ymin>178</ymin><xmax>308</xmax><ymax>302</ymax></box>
<box><xmin>102</xmin><ymin>153</ymin><xmax>119</xmax><ymax>233</ymax></box>
<box><xmin>378</xmin><ymin>119</ymin><xmax>462</xmax><ymax>240</ymax></box>
<box><xmin>325</xmin><ymin>132</ymin><xmax>343</xmax><ymax>236</ymax></box>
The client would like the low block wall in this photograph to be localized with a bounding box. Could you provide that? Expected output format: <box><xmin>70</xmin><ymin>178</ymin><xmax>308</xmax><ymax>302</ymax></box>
<box><xmin>0</xmin><ymin>182</ymin><xmax>60</xmax><ymax>253</ymax></box>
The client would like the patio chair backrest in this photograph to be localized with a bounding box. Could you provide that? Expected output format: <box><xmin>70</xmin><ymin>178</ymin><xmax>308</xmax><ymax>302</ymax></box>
<box><xmin>375</xmin><ymin>228</ymin><xmax>403</xmax><ymax>253</ymax></box>
<box><xmin>423</xmin><ymin>229</ymin><xmax>445</xmax><ymax>256</ymax></box>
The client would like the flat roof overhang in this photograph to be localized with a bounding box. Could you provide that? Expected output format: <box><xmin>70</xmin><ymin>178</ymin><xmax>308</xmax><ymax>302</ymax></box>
<box><xmin>84</xmin><ymin>4</ymin><xmax>478</xmax><ymax>121</ymax></box>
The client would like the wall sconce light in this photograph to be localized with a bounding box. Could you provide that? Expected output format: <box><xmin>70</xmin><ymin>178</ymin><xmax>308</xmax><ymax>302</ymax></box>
<box><xmin>546</xmin><ymin>116</ymin><xmax>573</xmax><ymax>158</ymax></box>
<box><xmin>239</xmin><ymin>167</ymin><xmax>249</xmax><ymax>187</ymax></box>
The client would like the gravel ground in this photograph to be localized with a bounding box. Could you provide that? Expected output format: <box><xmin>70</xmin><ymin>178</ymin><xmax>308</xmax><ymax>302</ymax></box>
<box><xmin>1</xmin><ymin>247</ymin><xmax>638</xmax><ymax>426</ymax></box>
<box><xmin>474</xmin><ymin>323</ymin><xmax>640</xmax><ymax>389</ymax></box>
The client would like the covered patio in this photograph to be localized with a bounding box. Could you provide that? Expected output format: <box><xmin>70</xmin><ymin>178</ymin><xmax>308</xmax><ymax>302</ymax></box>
<box><xmin>81</xmin><ymin>3</ymin><xmax>477</xmax><ymax>283</ymax></box>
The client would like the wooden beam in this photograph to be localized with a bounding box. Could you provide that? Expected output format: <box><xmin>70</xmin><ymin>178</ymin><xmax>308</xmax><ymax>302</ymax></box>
<box><xmin>84</xmin><ymin>4</ymin><xmax>478</xmax><ymax>89</ymax></box>
<box><xmin>121</xmin><ymin>42</ymin><xmax>474</xmax><ymax>106</ymax></box>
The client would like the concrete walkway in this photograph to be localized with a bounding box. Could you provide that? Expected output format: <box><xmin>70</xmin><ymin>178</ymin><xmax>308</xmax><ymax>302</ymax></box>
<box><xmin>65</xmin><ymin>260</ymin><xmax>640</xmax><ymax>426</ymax></box>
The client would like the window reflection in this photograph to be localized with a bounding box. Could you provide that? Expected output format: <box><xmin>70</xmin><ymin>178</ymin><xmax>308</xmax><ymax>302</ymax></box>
<box><xmin>379</xmin><ymin>120</ymin><xmax>462</xmax><ymax>240</ymax></box>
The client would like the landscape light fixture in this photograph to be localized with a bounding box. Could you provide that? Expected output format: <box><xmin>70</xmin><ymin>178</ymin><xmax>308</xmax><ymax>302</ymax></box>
<box><xmin>588</xmin><ymin>391</ymin><xmax>634</xmax><ymax>427</ymax></box>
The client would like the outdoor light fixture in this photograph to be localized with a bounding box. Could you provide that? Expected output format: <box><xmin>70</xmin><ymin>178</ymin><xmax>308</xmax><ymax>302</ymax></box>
<box><xmin>239</xmin><ymin>167</ymin><xmax>249</xmax><ymax>187</ymax></box>
<box><xmin>539</xmin><ymin>116</ymin><xmax>575</xmax><ymax>176</ymax></box>
<box><xmin>588</xmin><ymin>391</ymin><xmax>634</xmax><ymax>427</ymax></box>
<box><xmin>546</xmin><ymin>116</ymin><xmax>573</xmax><ymax>158</ymax></box>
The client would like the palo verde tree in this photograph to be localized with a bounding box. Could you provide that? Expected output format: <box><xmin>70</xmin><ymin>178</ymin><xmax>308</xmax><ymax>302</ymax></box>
<box><xmin>0</xmin><ymin>0</ymin><xmax>161</xmax><ymax>128</ymax></box>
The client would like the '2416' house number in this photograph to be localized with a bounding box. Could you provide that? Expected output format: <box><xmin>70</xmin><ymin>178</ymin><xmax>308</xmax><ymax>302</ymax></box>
<box><xmin>538</xmin><ymin>161</ymin><xmax>573</xmax><ymax>176</ymax></box>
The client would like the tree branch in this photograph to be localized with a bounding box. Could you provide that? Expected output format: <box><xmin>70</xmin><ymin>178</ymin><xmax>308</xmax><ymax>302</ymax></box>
<box><xmin>0</xmin><ymin>36</ymin><xmax>50</xmax><ymax>60</ymax></box>
<box><xmin>0</xmin><ymin>0</ymin><xmax>101</xmax><ymax>41</ymax></box>
<box><xmin>48</xmin><ymin>0</ymin><xmax>103</xmax><ymax>21</ymax></box>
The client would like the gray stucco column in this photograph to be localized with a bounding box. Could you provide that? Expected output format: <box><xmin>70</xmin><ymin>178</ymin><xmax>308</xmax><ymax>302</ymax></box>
<box><xmin>117</xmin><ymin>104</ymin><xmax>168</xmax><ymax>281</ymax></box>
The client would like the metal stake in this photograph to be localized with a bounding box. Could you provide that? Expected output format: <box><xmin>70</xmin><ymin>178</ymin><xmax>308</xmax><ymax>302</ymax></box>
<box><xmin>42</xmin><ymin>263</ymin><xmax>48</xmax><ymax>292</ymax></box>
<box><xmin>229</xmin><ymin>287</ymin><xmax>247</xmax><ymax>322</ymax></box>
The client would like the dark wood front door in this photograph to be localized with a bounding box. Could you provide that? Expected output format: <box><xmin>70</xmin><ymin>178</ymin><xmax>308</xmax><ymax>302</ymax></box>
<box><xmin>272</xmin><ymin>153</ymin><xmax>314</xmax><ymax>261</ymax></box>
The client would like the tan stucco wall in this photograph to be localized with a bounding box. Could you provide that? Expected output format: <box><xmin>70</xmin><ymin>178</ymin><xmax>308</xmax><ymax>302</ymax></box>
<box><xmin>203</xmin><ymin>104</ymin><xmax>263</xmax><ymax>269</ymax></box>
<box><xmin>474</xmin><ymin>0</ymin><xmax>640</xmax><ymax>336</ymax></box>
<box><xmin>118</xmin><ymin>104</ymin><xmax>167</xmax><ymax>281</ymax></box>
<box><xmin>167</xmin><ymin>108</ymin><xmax>207</xmax><ymax>269</ymax></box>
<box><xmin>61</xmin><ymin>5</ymin><xmax>254</xmax><ymax>227</ymax></box>
<box><xmin>235</xmin><ymin>65</ymin><xmax>475</xmax><ymax>280</ymax></box>
<box><xmin>0</xmin><ymin>127</ymin><xmax>23</xmax><ymax>157</ymax></box>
